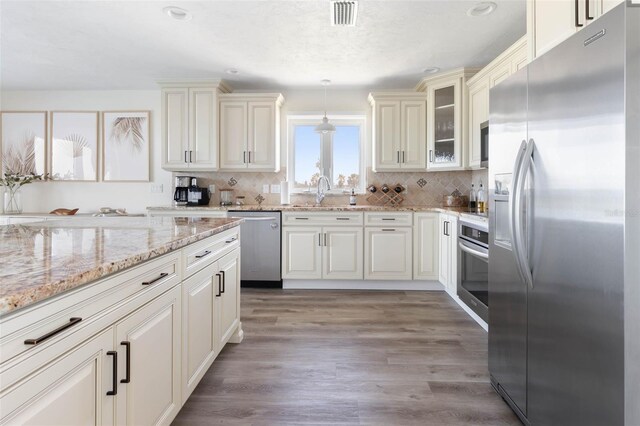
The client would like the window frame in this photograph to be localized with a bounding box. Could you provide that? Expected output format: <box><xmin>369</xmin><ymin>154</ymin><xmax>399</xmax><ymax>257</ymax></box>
<box><xmin>287</xmin><ymin>114</ymin><xmax>366</xmax><ymax>195</ymax></box>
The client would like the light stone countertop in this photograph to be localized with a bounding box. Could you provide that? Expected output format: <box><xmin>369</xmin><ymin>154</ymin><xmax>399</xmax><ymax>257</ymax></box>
<box><xmin>147</xmin><ymin>204</ymin><xmax>475</xmax><ymax>215</ymax></box>
<box><xmin>0</xmin><ymin>216</ymin><xmax>242</xmax><ymax>316</ymax></box>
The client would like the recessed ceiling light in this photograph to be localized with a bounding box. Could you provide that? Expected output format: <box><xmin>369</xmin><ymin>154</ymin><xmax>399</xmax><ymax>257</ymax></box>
<box><xmin>422</xmin><ymin>67</ymin><xmax>440</xmax><ymax>74</ymax></box>
<box><xmin>467</xmin><ymin>2</ymin><xmax>497</xmax><ymax>17</ymax></box>
<box><xmin>163</xmin><ymin>6</ymin><xmax>192</xmax><ymax>21</ymax></box>
<box><xmin>225</xmin><ymin>68</ymin><xmax>239</xmax><ymax>75</ymax></box>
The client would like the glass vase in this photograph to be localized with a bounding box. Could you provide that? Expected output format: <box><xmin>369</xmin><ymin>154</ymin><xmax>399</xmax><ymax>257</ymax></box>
<box><xmin>4</xmin><ymin>186</ymin><xmax>23</xmax><ymax>214</ymax></box>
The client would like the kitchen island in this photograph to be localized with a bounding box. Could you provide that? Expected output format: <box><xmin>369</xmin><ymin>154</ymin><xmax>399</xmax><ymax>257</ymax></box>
<box><xmin>0</xmin><ymin>216</ymin><xmax>243</xmax><ymax>425</ymax></box>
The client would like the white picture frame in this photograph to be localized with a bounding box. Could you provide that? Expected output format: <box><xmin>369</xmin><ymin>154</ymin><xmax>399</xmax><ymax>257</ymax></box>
<box><xmin>0</xmin><ymin>111</ymin><xmax>47</xmax><ymax>176</ymax></box>
<box><xmin>50</xmin><ymin>111</ymin><xmax>99</xmax><ymax>181</ymax></box>
<box><xmin>101</xmin><ymin>111</ymin><xmax>150</xmax><ymax>182</ymax></box>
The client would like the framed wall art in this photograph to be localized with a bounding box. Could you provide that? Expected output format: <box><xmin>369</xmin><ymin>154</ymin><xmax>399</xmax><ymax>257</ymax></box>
<box><xmin>0</xmin><ymin>111</ymin><xmax>47</xmax><ymax>176</ymax></box>
<box><xmin>102</xmin><ymin>111</ymin><xmax>150</xmax><ymax>182</ymax></box>
<box><xmin>50</xmin><ymin>111</ymin><xmax>99</xmax><ymax>181</ymax></box>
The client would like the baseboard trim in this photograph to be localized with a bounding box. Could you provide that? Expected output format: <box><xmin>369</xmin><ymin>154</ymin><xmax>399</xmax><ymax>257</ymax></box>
<box><xmin>282</xmin><ymin>279</ymin><xmax>445</xmax><ymax>291</ymax></box>
<box><xmin>445</xmin><ymin>289</ymin><xmax>489</xmax><ymax>331</ymax></box>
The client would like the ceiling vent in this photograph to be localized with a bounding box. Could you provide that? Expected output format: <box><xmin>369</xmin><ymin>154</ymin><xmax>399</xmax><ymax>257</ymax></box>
<box><xmin>331</xmin><ymin>1</ymin><xmax>358</xmax><ymax>26</ymax></box>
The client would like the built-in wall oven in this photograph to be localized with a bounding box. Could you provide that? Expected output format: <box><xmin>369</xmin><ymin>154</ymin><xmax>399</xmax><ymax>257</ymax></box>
<box><xmin>457</xmin><ymin>219</ymin><xmax>489</xmax><ymax>321</ymax></box>
<box><xmin>480</xmin><ymin>120</ymin><xmax>489</xmax><ymax>168</ymax></box>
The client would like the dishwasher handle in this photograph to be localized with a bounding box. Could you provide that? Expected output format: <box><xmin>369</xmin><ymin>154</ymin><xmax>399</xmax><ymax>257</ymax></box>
<box><xmin>230</xmin><ymin>216</ymin><xmax>277</xmax><ymax>221</ymax></box>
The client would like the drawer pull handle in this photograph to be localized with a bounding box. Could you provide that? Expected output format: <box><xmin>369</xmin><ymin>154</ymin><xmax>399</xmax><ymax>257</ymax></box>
<box><xmin>220</xmin><ymin>270</ymin><xmax>226</xmax><ymax>294</ymax></box>
<box><xmin>142</xmin><ymin>272</ymin><xmax>168</xmax><ymax>285</ymax></box>
<box><xmin>107</xmin><ymin>351</ymin><xmax>118</xmax><ymax>396</ymax></box>
<box><xmin>121</xmin><ymin>341</ymin><xmax>131</xmax><ymax>384</ymax></box>
<box><xmin>215</xmin><ymin>274</ymin><xmax>222</xmax><ymax>297</ymax></box>
<box><xmin>225</xmin><ymin>237</ymin><xmax>237</xmax><ymax>244</ymax></box>
<box><xmin>24</xmin><ymin>317</ymin><xmax>82</xmax><ymax>345</ymax></box>
<box><xmin>382</xmin><ymin>229</ymin><xmax>396</xmax><ymax>232</ymax></box>
<box><xmin>381</xmin><ymin>218</ymin><xmax>396</xmax><ymax>221</ymax></box>
<box><xmin>295</xmin><ymin>217</ymin><xmax>309</xmax><ymax>220</ymax></box>
<box><xmin>195</xmin><ymin>250</ymin><xmax>212</xmax><ymax>259</ymax></box>
<box><xmin>336</xmin><ymin>218</ymin><xmax>350</xmax><ymax>221</ymax></box>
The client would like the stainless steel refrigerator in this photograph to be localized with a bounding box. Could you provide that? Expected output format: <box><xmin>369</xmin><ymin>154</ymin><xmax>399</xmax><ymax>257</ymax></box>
<box><xmin>488</xmin><ymin>2</ymin><xmax>640</xmax><ymax>425</ymax></box>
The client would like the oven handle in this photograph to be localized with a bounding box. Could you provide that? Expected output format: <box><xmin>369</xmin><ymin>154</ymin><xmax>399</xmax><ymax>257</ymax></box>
<box><xmin>458</xmin><ymin>241</ymin><xmax>489</xmax><ymax>260</ymax></box>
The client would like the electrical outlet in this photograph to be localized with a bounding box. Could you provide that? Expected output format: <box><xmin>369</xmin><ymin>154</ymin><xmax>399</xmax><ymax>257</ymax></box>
<box><xmin>150</xmin><ymin>184</ymin><xmax>163</xmax><ymax>193</ymax></box>
<box><xmin>262</xmin><ymin>184</ymin><xmax>270</xmax><ymax>194</ymax></box>
<box><xmin>271</xmin><ymin>184</ymin><xmax>281</xmax><ymax>194</ymax></box>
<box><xmin>208</xmin><ymin>184</ymin><xmax>216</xmax><ymax>194</ymax></box>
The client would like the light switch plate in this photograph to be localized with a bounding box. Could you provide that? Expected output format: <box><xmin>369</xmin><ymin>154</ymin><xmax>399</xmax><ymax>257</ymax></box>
<box><xmin>271</xmin><ymin>184</ymin><xmax>281</xmax><ymax>194</ymax></box>
<box><xmin>262</xmin><ymin>184</ymin><xmax>270</xmax><ymax>194</ymax></box>
<box><xmin>150</xmin><ymin>184</ymin><xmax>163</xmax><ymax>193</ymax></box>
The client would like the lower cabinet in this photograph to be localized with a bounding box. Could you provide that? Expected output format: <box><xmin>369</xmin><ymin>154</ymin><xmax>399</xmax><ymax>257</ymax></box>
<box><xmin>439</xmin><ymin>214</ymin><xmax>458</xmax><ymax>293</ymax></box>
<box><xmin>0</xmin><ymin>328</ymin><xmax>115</xmax><ymax>425</ymax></box>
<box><xmin>217</xmin><ymin>248</ymin><xmax>241</xmax><ymax>347</ymax></box>
<box><xmin>115</xmin><ymin>285</ymin><xmax>182</xmax><ymax>426</ymax></box>
<box><xmin>282</xmin><ymin>226</ymin><xmax>363</xmax><ymax>280</ymax></box>
<box><xmin>413</xmin><ymin>213</ymin><xmax>439</xmax><ymax>280</ymax></box>
<box><xmin>364</xmin><ymin>227</ymin><xmax>412</xmax><ymax>280</ymax></box>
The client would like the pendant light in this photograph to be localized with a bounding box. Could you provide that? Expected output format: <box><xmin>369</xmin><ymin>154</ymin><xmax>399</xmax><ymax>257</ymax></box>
<box><xmin>315</xmin><ymin>79</ymin><xmax>336</xmax><ymax>134</ymax></box>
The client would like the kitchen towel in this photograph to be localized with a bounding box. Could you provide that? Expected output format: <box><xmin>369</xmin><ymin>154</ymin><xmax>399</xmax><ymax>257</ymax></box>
<box><xmin>280</xmin><ymin>181</ymin><xmax>290</xmax><ymax>205</ymax></box>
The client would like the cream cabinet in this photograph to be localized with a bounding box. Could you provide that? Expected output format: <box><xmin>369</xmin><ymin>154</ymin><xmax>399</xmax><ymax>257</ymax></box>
<box><xmin>439</xmin><ymin>213</ymin><xmax>458</xmax><ymax>294</ymax></box>
<box><xmin>527</xmin><ymin>0</ymin><xmax>623</xmax><ymax>60</ymax></box>
<box><xmin>219</xmin><ymin>93</ymin><xmax>283</xmax><ymax>172</ymax></box>
<box><xmin>282</xmin><ymin>213</ymin><xmax>364</xmax><ymax>280</ymax></box>
<box><xmin>364</xmin><ymin>227</ymin><xmax>412</xmax><ymax>280</ymax></box>
<box><xmin>368</xmin><ymin>93</ymin><xmax>428</xmax><ymax>171</ymax></box>
<box><xmin>413</xmin><ymin>212</ymin><xmax>439</xmax><ymax>280</ymax></box>
<box><xmin>217</xmin><ymin>248</ymin><xmax>241</xmax><ymax>347</ymax></box>
<box><xmin>466</xmin><ymin>37</ymin><xmax>527</xmax><ymax>169</ymax></box>
<box><xmin>161</xmin><ymin>81</ymin><xmax>230</xmax><ymax>171</ymax></box>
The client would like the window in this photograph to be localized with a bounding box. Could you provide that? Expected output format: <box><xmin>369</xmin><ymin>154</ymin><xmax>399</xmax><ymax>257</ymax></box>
<box><xmin>288</xmin><ymin>116</ymin><xmax>365</xmax><ymax>193</ymax></box>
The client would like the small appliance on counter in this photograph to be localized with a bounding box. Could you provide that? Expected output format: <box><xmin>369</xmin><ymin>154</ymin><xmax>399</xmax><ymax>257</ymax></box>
<box><xmin>173</xmin><ymin>176</ymin><xmax>193</xmax><ymax>206</ymax></box>
<box><xmin>186</xmin><ymin>177</ymin><xmax>211</xmax><ymax>206</ymax></box>
<box><xmin>220</xmin><ymin>189</ymin><xmax>234</xmax><ymax>206</ymax></box>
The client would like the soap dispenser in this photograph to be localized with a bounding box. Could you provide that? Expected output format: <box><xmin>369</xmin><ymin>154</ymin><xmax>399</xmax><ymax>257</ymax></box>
<box><xmin>349</xmin><ymin>188</ymin><xmax>357</xmax><ymax>206</ymax></box>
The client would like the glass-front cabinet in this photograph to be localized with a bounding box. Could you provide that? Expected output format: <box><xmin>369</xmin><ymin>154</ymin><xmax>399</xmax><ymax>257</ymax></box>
<box><xmin>427</xmin><ymin>77</ymin><xmax>462</xmax><ymax>170</ymax></box>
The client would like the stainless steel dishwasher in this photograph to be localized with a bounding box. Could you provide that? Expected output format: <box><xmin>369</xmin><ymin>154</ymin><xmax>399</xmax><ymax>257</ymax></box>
<box><xmin>229</xmin><ymin>210</ymin><xmax>281</xmax><ymax>287</ymax></box>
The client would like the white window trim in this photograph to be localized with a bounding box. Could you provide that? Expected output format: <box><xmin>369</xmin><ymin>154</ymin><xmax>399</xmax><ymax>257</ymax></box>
<box><xmin>287</xmin><ymin>114</ymin><xmax>366</xmax><ymax>195</ymax></box>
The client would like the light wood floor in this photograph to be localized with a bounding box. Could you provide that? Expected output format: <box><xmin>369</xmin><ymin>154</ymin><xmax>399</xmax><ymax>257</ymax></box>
<box><xmin>172</xmin><ymin>289</ymin><xmax>520</xmax><ymax>426</ymax></box>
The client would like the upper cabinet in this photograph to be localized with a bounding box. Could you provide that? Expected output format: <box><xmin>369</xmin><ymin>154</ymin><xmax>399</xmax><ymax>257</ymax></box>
<box><xmin>160</xmin><ymin>80</ymin><xmax>231</xmax><ymax>171</ymax></box>
<box><xmin>527</xmin><ymin>0</ymin><xmax>624</xmax><ymax>60</ymax></box>
<box><xmin>466</xmin><ymin>37</ymin><xmax>528</xmax><ymax>169</ymax></box>
<box><xmin>368</xmin><ymin>92</ymin><xmax>428</xmax><ymax>172</ymax></box>
<box><xmin>219</xmin><ymin>93</ymin><xmax>283</xmax><ymax>172</ymax></box>
<box><xmin>417</xmin><ymin>68</ymin><xmax>477</xmax><ymax>171</ymax></box>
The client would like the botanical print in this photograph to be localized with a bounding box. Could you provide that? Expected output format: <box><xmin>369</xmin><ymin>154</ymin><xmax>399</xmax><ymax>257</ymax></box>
<box><xmin>1</xmin><ymin>112</ymin><xmax>47</xmax><ymax>176</ymax></box>
<box><xmin>102</xmin><ymin>111</ymin><xmax>150</xmax><ymax>181</ymax></box>
<box><xmin>50</xmin><ymin>112</ymin><xmax>98</xmax><ymax>181</ymax></box>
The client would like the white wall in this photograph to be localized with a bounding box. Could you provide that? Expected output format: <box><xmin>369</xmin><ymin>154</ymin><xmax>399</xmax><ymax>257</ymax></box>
<box><xmin>1</xmin><ymin>90</ymin><xmax>172</xmax><ymax>214</ymax></box>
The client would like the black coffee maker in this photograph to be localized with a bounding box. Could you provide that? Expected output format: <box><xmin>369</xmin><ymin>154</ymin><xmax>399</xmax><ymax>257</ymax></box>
<box><xmin>173</xmin><ymin>176</ymin><xmax>192</xmax><ymax>206</ymax></box>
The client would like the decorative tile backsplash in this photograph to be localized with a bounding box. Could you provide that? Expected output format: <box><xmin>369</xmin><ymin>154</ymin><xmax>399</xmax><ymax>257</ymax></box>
<box><xmin>175</xmin><ymin>168</ymin><xmax>477</xmax><ymax>207</ymax></box>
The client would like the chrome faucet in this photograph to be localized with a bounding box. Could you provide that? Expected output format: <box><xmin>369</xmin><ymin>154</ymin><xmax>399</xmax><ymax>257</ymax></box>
<box><xmin>316</xmin><ymin>176</ymin><xmax>331</xmax><ymax>205</ymax></box>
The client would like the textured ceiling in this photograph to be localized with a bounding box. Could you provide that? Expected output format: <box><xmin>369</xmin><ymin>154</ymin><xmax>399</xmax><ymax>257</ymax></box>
<box><xmin>1</xmin><ymin>0</ymin><xmax>526</xmax><ymax>90</ymax></box>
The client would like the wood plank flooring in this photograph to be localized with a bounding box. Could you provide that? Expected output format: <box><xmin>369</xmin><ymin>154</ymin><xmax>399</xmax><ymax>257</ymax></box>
<box><xmin>172</xmin><ymin>289</ymin><xmax>520</xmax><ymax>426</ymax></box>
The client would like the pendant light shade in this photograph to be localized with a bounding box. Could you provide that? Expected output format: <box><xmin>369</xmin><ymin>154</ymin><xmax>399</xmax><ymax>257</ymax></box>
<box><xmin>315</xmin><ymin>79</ymin><xmax>336</xmax><ymax>134</ymax></box>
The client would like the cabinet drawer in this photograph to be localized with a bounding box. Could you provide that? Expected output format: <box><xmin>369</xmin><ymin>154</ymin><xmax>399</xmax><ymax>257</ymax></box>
<box><xmin>282</xmin><ymin>212</ymin><xmax>363</xmax><ymax>226</ymax></box>
<box><xmin>0</xmin><ymin>252</ymin><xmax>181</xmax><ymax>385</ymax></box>
<box><xmin>183</xmin><ymin>227</ymin><xmax>240</xmax><ymax>278</ymax></box>
<box><xmin>364</xmin><ymin>212</ymin><xmax>413</xmax><ymax>226</ymax></box>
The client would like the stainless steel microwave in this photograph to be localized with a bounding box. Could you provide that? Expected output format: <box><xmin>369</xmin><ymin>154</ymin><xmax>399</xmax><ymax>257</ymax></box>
<box><xmin>480</xmin><ymin>120</ymin><xmax>489</xmax><ymax>168</ymax></box>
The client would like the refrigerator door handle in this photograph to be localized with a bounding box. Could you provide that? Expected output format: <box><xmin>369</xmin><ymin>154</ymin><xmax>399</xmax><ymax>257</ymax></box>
<box><xmin>514</xmin><ymin>139</ymin><xmax>535</xmax><ymax>289</ymax></box>
<box><xmin>510</xmin><ymin>140</ymin><xmax>529</xmax><ymax>287</ymax></box>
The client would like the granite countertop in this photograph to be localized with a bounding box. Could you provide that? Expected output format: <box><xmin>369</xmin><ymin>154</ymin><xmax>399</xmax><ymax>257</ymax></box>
<box><xmin>147</xmin><ymin>204</ymin><xmax>474</xmax><ymax>214</ymax></box>
<box><xmin>0</xmin><ymin>216</ymin><xmax>242</xmax><ymax>316</ymax></box>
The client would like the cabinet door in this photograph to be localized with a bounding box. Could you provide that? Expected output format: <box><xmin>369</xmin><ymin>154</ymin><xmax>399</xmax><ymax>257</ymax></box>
<box><xmin>447</xmin><ymin>215</ymin><xmax>458</xmax><ymax>294</ymax></box>
<box><xmin>247</xmin><ymin>101</ymin><xmax>277</xmax><ymax>171</ymax></box>
<box><xmin>400</xmin><ymin>100</ymin><xmax>427</xmax><ymax>169</ymax></box>
<box><xmin>217</xmin><ymin>248</ymin><xmax>240</xmax><ymax>348</ymax></box>
<box><xmin>373</xmin><ymin>101</ymin><xmax>401</xmax><ymax>171</ymax></box>
<box><xmin>531</xmin><ymin>0</ymin><xmax>578</xmax><ymax>58</ymax></box>
<box><xmin>427</xmin><ymin>79</ymin><xmax>462</xmax><ymax>170</ymax></box>
<box><xmin>181</xmin><ymin>262</ymin><xmax>218</xmax><ymax>403</ymax></box>
<box><xmin>413</xmin><ymin>213</ymin><xmax>439</xmax><ymax>280</ymax></box>
<box><xmin>162</xmin><ymin>88</ymin><xmax>189</xmax><ymax>170</ymax></box>
<box><xmin>438</xmin><ymin>215</ymin><xmax>450</xmax><ymax>287</ymax></box>
<box><xmin>468</xmin><ymin>80</ymin><xmax>489</xmax><ymax>168</ymax></box>
<box><xmin>219</xmin><ymin>101</ymin><xmax>248</xmax><ymax>169</ymax></box>
<box><xmin>489</xmin><ymin>61</ymin><xmax>512</xmax><ymax>88</ymax></box>
<box><xmin>116</xmin><ymin>286</ymin><xmax>181</xmax><ymax>426</ymax></box>
<box><xmin>0</xmin><ymin>329</ymin><xmax>114</xmax><ymax>426</ymax></box>
<box><xmin>189</xmin><ymin>88</ymin><xmax>218</xmax><ymax>169</ymax></box>
<box><xmin>323</xmin><ymin>226</ymin><xmax>363</xmax><ymax>280</ymax></box>
<box><xmin>364</xmin><ymin>227</ymin><xmax>412</xmax><ymax>280</ymax></box>
<box><xmin>282</xmin><ymin>227</ymin><xmax>322</xmax><ymax>279</ymax></box>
